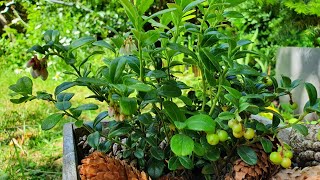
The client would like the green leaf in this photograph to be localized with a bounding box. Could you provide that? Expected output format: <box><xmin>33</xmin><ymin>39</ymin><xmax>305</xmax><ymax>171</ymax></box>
<box><xmin>57</xmin><ymin>93</ymin><xmax>74</xmax><ymax>102</ymax></box>
<box><xmin>142</xmin><ymin>30</ymin><xmax>160</xmax><ymax>46</ymax></box>
<box><xmin>92</xmin><ymin>40</ymin><xmax>115</xmax><ymax>53</ymax></box>
<box><xmin>79</xmin><ymin>51</ymin><xmax>105</xmax><ymax>68</ymax></box>
<box><xmin>27</xmin><ymin>45</ymin><xmax>46</xmax><ymax>54</ymax></box>
<box><xmin>76</xmin><ymin>77</ymin><xmax>108</xmax><ymax>86</ymax></box>
<box><xmin>280</xmin><ymin>75</ymin><xmax>292</xmax><ymax>88</ymax></box>
<box><xmin>223</xmin><ymin>86</ymin><xmax>242</xmax><ymax>99</ymax></box>
<box><xmin>70</xmin><ymin>108</ymin><xmax>82</xmax><ymax>118</ymax></box>
<box><xmin>55</xmin><ymin>101</ymin><xmax>72</xmax><ymax>111</ymax></box>
<box><xmin>183</xmin><ymin>0</ymin><xmax>205</xmax><ymax>13</ymax></box>
<box><xmin>134</xmin><ymin>148</ymin><xmax>144</xmax><ymax>159</ymax></box>
<box><xmin>199</xmin><ymin>49</ymin><xmax>215</xmax><ymax>71</ymax></box>
<box><xmin>9</xmin><ymin>76</ymin><xmax>33</xmax><ymax>96</ymax></box>
<box><xmin>225</xmin><ymin>94</ymin><xmax>239</xmax><ymax>107</ymax></box>
<box><xmin>41</xmin><ymin>113</ymin><xmax>64</xmax><ymax>130</ymax></box>
<box><xmin>147</xmin><ymin>160</ymin><xmax>164</xmax><ymax>179</ymax></box>
<box><xmin>205</xmin><ymin>148</ymin><xmax>220</xmax><ymax>161</ymax></box>
<box><xmin>129</xmin><ymin>83</ymin><xmax>153</xmax><ymax>92</ymax></box>
<box><xmin>174</xmin><ymin>121</ymin><xmax>186</xmax><ymax>130</ymax></box>
<box><xmin>202</xmin><ymin>48</ymin><xmax>221</xmax><ymax>71</ymax></box>
<box><xmin>119</xmin><ymin>0</ymin><xmax>139</xmax><ymax>28</ymax></box>
<box><xmin>10</xmin><ymin>96</ymin><xmax>35</xmax><ymax>104</ymax></box>
<box><xmin>108</xmin><ymin>127</ymin><xmax>131</xmax><ymax>138</ymax></box>
<box><xmin>145</xmin><ymin>136</ymin><xmax>157</xmax><ymax>146</ymax></box>
<box><xmin>75</xmin><ymin>103</ymin><xmax>98</xmax><ymax>111</ymax></box>
<box><xmin>202</xmin><ymin>164</ymin><xmax>214</xmax><ymax>174</ymax></box>
<box><xmin>136</xmin><ymin>0</ymin><xmax>154</xmax><ymax>14</ymax></box>
<box><xmin>137</xmin><ymin>113</ymin><xmax>153</xmax><ymax>125</ymax></box>
<box><xmin>93</xmin><ymin>111</ymin><xmax>108</xmax><ymax>127</ymax></box>
<box><xmin>143</xmin><ymin>8</ymin><xmax>177</xmax><ymax>22</ymax></box>
<box><xmin>150</xmin><ymin>147</ymin><xmax>165</xmax><ymax>160</ymax></box>
<box><xmin>292</xmin><ymin>124</ymin><xmax>308</xmax><ymax>136</ymax></box>
<box><xmin>170</xmin><ymin>134</ymin><xmax>194</xmax><ymax>156</ymax></box>
<box><xmin>223</xmin><ymin>11</ymin><xmax>243</xmax><ymax>18</ymax></box>
<box><xmin>120</xmin><ymin>97</ymin><xmax>137</xmax><ymax>115</ymax></box>
<box><xmin>75</xmin><ymin>120</ymin><xmax>83</xmax><ymax>127</ymax></box>
<box><xmin>168</xmin><ymin>156</ymin><xmax>181</xmax><ymax>170</ymax></box>
<box><xmin>305</xmin><ymin>82</ymin><xmax>317</xmax><ymax>106</ymax></box>
<box><xmin>260</xmin><ymin>138</ymin><xmax>273</xmax><ymax>153</ymax></box>
<box><xmin>70</xmin><ymin>36</ymin><xmax>95</xmax><ymax>50</ymax></box>
<box><xmin>237</xmin><ymin>146</ymin><xmax>257</xmax><ymax>165</ymax></box>
<box><xmin>201</xmin><ymin>34</ymin><xmax>219</xmax><ymax>47</ymax></box>
<box><xmin>193</xmin><ymin>143</ymin><xmax>205</xmax><ymax>156</ymax></box>
<box><xmin>272</xmin><ymin>113</ymin><xmax>281</xmax><ymax>128</ymax></box>
<box><xmin>237</xmin><ymin>39</ymin><xmax>252</xmax><ymax>46</ymax></box>
<box><xmin>185</xmin><ymin>114</ymin><xmax>216</xmax><ymax>133</ymax></box>
<box><xmin>146</xmin><ymin>70</ymin><xmax>167</xmax><ymax>78</ymax></box>
<box><xmin>218</xmin><ymin>112</ymin><xmax>235</xmax><ymax>120</ymax></box>
<box><xmin>178</xmin><ymin>156</ymin><xmax>193</xmax><ymax>169</ymax></box>
<box><xmin>179</xmin><ymin>96</ymin><xmax>193</xmax><ymax>106</ymax></box>
<box><xmin>167</xmin><ymin>43</ymin><xmax>197</xmax><ymax>60</ymax></box>
<box><xmin>158</xmin><ymin>85</ymin><xmax>182</xmax><ymax>98</ymax></box>
<box><xmin>163</xmin><ymin>101</ymin><xmax>186</xmax><ymax>122</ymax></box>
<box><xmin>109</xmin><ymin>57</ymin><xmax>127</xmax><ymax>83</ymax></box>
<box><xmin>111</xmin><ymin>37</ymin><xmax>124</xmax><ymax>49</ymax></box>
<box><xmin>98</xmin><ymin>141</ymin><xmax>112</xmax><ymax>153</ymax></box>
<box><xmin>55</xmin><ymin>82</ymin><xmax>77</xmax><ymax>95</ymax></box>
<box><xmin>87</xmin><ymin>131</ymin><xmax>100</xmax><ymax>149</ymax></box>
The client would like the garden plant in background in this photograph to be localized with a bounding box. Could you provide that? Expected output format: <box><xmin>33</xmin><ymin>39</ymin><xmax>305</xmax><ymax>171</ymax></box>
<box><xmin>9</xmin><ymin>0</ymin><xmax>320</xmax><ymax>179</ymax></box>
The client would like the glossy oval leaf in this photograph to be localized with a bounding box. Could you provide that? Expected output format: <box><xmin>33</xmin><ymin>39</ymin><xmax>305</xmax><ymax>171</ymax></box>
<box><xmin>218</xmin><ymin>112</ymin><xmax>235</xmax><ymax>120</ymax></box>
<box><xmin>158</xmin><ymin>85</ymin><xmax>182</xmax><ymax>98</ymax></box>
<box><xmin>129</xmin><ymin>83</ymin><xmax>153</xmax><ymax>92</ymax></box>
<box><xmin>185</xmin><ymin>114</ymin><xmax>216</xmax><ymax>133</ymax></box>
<box><xmin>147</xmin><ymin>159</ymin><xmax>164</xmax><ymax>179</ymax></box>
<box><xmin>167</xmin><ymin>43</ymin><xmax>197</xmax><ymax>60</ymax></box>
<box><xmin>87</xmin><ymin>131</ymin><xmax>100</xmax><ymax>149</ymax></box>
<box><xmin>223</xmin><ymin>11</ymin><xmax>243</xmax><ymax>18</ymax></box>
<box><xmin>150</xmin><ymin>147</ymin><xmax>165</xmax><ymax>160</ymax></box>
<box><xmin>193</xmin><ymin>143</ymin><xmax>205</xmax><ymax>156</ymax></box>
<box><xmin>237</xmin><ymin>146</ymin><xmax>257</xmax><ymax>165</ymax></box>
<box><xmin>93</xmin><ymin>111</ymin><xmax>108</xmax><ymax>127</ymax></box>
<box><xmin>292</xmin><ymin>124</ymin><xmax>308</xmax><ymax>136</ymax></box>
<box><xmin>75</xmin><ymin>103</ymin><xmax>98</xmax><ymax>111</ymax></box>
<box><xmin>163</xmin><ymin>101</ymin><xmax>186</xmax><ymax>122</ymax></box>
<box><xmin>108</xmin><ymin>127</ymin><xmax>131</xmax><ymax>138</ymax></box>
<box><xmin>305</xmin><ymin>82</ymin><xmax>317</xmax><ymax>106</ymax></box>
<box><xmin>57</xmin><ymin>93</ymin><xmax>74</xmax><ymax>102</ymax></box>
<box><xmin>170</xmin><ymin>134</ymin><xmax>194</xmax><ymax>156</ymax></box>
<box><xmin>134</xmin><ymin>148</ymin><xmax>144</xmax><ymax>159</ymax></box>
<box><xmin>92</xmin><ymin>40</ymin><xmax>115</xmax><ymax>53</ymax></box>
<box><xmin>205</xmin><ymin>148</ymin><xmax>220</xmax><ymax>161</ymax></box>
<box><xmin>41</xmin><ymin>113</ymin><xmax>64</xmax><ymax>130</ymax></box>
<box><xmin>168</xmin><ymin>156</ymin><xmax>181</xmax><ymax>170</ymax></box>
<box><xmin>120</xmin><ymin>97</ymin><xmax>137</xmax><ymax>115</ymax></box>
<box><xmin>70</xmin><ymin>36</ymin><xmax>95</xmax><ymax>50</ymax></box>
<box><xmin>55</xmin><ymin>82</ymin><xmax>77</xmax><ymax>95</ymax></box>
<box><xmin>178</xmin><ymin>156</ymin><xmax>194</xmax><ymax>169</ymax></box>
<box><xmin>260</xmin><ymin>138</ymin><xmax>273</xmax><ymax>153</ymax></box>
<box><xmin>55</xmin><ymin>101</ymin><xmax>72</xmax><ymax>111</ymax></box>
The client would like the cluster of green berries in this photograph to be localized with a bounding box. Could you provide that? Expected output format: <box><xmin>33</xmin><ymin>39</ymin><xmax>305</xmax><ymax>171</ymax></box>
<box><xmin>206</xmin><ymin>130</ymin><xmax>229</xmax><ymax>145</ymax></box>
<box><xmin>269</xmin><ymin>146</ymin><xmax>293</xmax><ymax>168</ymax></box>
<box><xmin>228</xmin><ymin>119</ymin><xmax>255</xmax><ymax>139</ymax></box>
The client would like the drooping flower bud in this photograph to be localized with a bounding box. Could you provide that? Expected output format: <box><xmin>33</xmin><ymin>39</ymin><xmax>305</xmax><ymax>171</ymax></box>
<box><xmin>119</xmin><ymin>36</ymin><xmax>137</xmax><ymax>55</ymax></box>
<box><xmin>26</xmin><ymin>55</ymin><xmax>48</xmax><ymax>80</ymax></box>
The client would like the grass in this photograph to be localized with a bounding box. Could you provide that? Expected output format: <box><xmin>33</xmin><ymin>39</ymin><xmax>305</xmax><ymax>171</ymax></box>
<box><xmin>0</xmin><ymin>67</ymin><xmax>65</xmax><ymax>180</ymax></box>
<box><xmin>0</xmin><ymin>65</ymin><xmax>108</xmax><ymax>180</ymax></box>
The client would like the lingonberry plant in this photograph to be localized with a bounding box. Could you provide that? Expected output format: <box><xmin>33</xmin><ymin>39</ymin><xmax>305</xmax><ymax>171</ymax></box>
<box><xmin>9</xmin><ymin>0</ymin><xmax>320</xmax><ymax>179</ymax></box>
